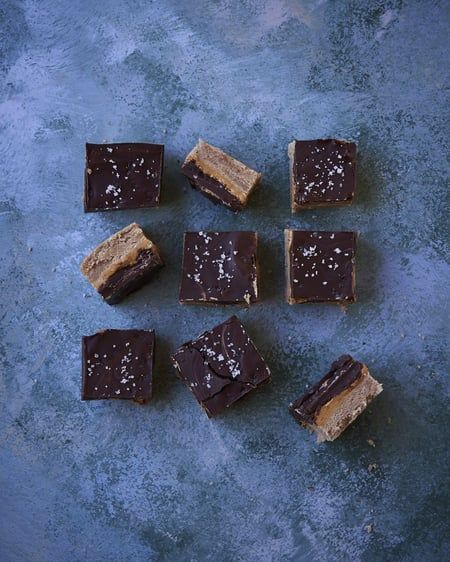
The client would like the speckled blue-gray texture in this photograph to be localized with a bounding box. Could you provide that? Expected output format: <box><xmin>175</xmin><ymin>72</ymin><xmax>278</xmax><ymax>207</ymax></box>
<box><xmin>1</xmin><ymin>1</ymin><xmax>449</xmax><ymax>560</ymax></box>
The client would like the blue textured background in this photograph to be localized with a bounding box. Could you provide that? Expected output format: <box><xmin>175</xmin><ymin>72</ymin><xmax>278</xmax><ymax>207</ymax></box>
<box><xmin>1</xmin><ymin>1</ymin><xmax>449</xmax><ymax>560</ymax></box>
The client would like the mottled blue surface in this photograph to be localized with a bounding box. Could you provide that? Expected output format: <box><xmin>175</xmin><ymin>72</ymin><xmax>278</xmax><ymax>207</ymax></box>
<box><xmin>1</xmin><ymin>1</ymin><xmax>449</xmax><ymax>560</ymax></box>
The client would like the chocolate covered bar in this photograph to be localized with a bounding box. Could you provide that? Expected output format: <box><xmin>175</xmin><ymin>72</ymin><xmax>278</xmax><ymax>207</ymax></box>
<box><xmin>285</xmin><ymin>230</ymin><xmax>356</xmax><ymax>305</ymax></box>
<box><xmin>84</xmin><ymin>142</ymin><xmax>164</xmax><ymax>211</ymax></box>
<box><xmin>289</xmin><ymin>355</ymin><xmax>382</xmax><ymax>442</ymax></box>
<box><xmin>81</xmin><ymin>223</ymin><xmax>163</xmax><ymax>304</ymax></box>
<box><xmin>82</xmin><ymin>329</ymin><xmax>155</xmax><ymax>403</ymax></box>
<box><xmin>179</xmin><ymin>231</ymin><xmax>258</xmax><ymax>304</ymax></box>
<box><xmin>172</xmin><ymin>315</ymin><xmax>271</xmax><ymax>416</ymax></box>
<box><xmin>289</xmin><ymin>139</ymin><xmax>356</xmax><ymax>211</ymax></box>
<box><xmin>181</xmin><ymin>139</ymin><xmax>261</xmax><ymax>211</ymax></box>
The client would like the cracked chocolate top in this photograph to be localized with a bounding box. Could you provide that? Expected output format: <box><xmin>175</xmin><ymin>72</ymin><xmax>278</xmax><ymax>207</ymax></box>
<box><xmin>286</xmin><ymin>230</ymin><xmax>356</xmax><ymax>303</ymax></box>
<box><xmin>84</xmin><ymin>143</ymin><xmax>164</xmax><ymax>211</ymax></box>
<box><xmin>289</xmin><ymin>355</ymin><xmax>364</xmax><ymax>424</ymax></box>
<box><xmin>291</xmin><ymin>139</ymin><xmax>356</xmax><ymax>208</ymax></box>
<box><xmin>82</xmin><ymin>329</ymin><xmax>155</xmax><ymax>402</ymax></box>
<box><xmin>172</xmin><ymin>315</ymin><xmax>271</xmax><ymax>416</ymax></box>
<box><xmin>179</xmin><ymin>231</ymin><xmax>258</xmax><ymax>304</ymax></box>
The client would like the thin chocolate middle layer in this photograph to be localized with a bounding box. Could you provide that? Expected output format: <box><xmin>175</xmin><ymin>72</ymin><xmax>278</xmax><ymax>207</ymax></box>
<box><xmin>99</xmin><ymin>248</ymin><xmax>163</xmax><ymax>304</ymax></box>
<box><xmin>181</xmin><ymin>161</ymin><xmax>243</xmax><ymax>211</ymax></box>
<box><xmin>289</xmin><ymin>355</ymin><xmax>364</xmax><ymax>425</ymax></box>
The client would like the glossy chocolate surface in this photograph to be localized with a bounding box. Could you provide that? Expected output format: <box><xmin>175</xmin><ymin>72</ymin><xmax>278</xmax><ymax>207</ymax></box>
<box><xmin>287</xmin><ymin>230</ymin><xmax>356</xmax><ymax>303</ymax></box>
<box><xmin>292</xmin><ymin>139</ymin><xmax>356</xmax><ymax>209</ymax></box>
<box><xmin>172</xmin><ymin>315</ymin><xmax>271</xmax><ymax>416</ymax></box>
<box><xmin>179</xmin><ymin>231</ymin><xmax>258</xmax><ymax>304</ymax></box>
<box><xmin>84</xmin><ymin>143</ymin><xmax>164</xmax><ymax>211</ymax></box>
<box><xmin>82</xmin><ymin>329</ymin><xmax>155</xmax><ymax>403</ymax></box>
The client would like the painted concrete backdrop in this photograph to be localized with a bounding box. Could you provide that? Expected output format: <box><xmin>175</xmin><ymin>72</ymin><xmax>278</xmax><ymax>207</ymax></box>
<box><xmin>1</xmin><ymin>1</ymin><xmax>449</xmax><ymax>560</ymax></box>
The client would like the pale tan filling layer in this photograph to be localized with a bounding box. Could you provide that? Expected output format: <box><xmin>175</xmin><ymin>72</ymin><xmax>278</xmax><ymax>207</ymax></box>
<box><xmin>184</xmin><ymin>139</ymin><xmax>261</xmax><ymax>203</ymax></box>
<box><xmin>80</xmin><ymin>223</ymin><xmax>154</xmax><ymax>289</ymax></box>
<box><xmin>313</xmin><ymin>367</ymin><xmax>383</xmax><ymax>442</ymax></box>
<box><xmin>284</xmin><ymin>229</ymin><xmax>294</xmax><ymax>304</ymax></box>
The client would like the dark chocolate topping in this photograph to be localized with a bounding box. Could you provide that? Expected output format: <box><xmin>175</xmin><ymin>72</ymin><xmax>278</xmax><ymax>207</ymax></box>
<box><xmin>181</xmin><ymin>161</ymin><xmax>243</xmax><ymax>211</ymax></box>
<box><xmin>172</xmin><ymin>315</ymin><xmax>271</xmax><ymax>416</ymax></box>
<box><xmin>289</xmin><ymin>354</ymin><xmax>364</xmax><ymax>424</ymax></box>
<box><xmin>98</xmin><ymin>247</ymin><xmax>163</xmax><ymax>305</ymax></box>
<box><xmin>82</xmin><ymin>329</ymin><xmax>155</xmax><ymax>402</ymax></box>
<box><xmin>288</xmin><ymin>230</ymin><xmax>356</xmax><ymax>303</ymax></box>
<box><xmin>179</xmin><ymin>231</ymin><xmax>258</xmax><ymax>304</ymax></box>
<box><xmin>292</xmin><ymin>139</ymin><xmax>356</xmax><ymax>206</ymax></box>
<box><xmin>84</xmin><ymin>143</ymin><xmax>164</xmax><ymax>212</ymax></box>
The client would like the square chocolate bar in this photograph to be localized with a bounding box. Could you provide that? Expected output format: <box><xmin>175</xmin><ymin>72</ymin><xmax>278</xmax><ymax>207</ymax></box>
<box><xmin>84</xmin><ymin>142</ymin><xmax>164</xmax><ymax>211</ymax></box>
<box><xmin>285</xmin><ymin>230</ymin><xmax>356</xmax><ymax>305</ymax></box>
<box><xmin>181</xmin><ymin>140</ymin><xmax>261</xmax><ymax>211</ymax></box>
<box><xmin>289</xmin><ymin>355</ymin><xmax>383</xmax><ymax>442</ymax></box>
<box><xmin>179</xmin><ymin>231</ymin><xmax>258</xmax><ymax>305</ymax></box>
<box><xmin>81</xmin><ymin>223</ymin><xmax>163</xmax><ymax>304</ymax></box>
<box><xmin>172</xmin><ymin>315</ymin><xmax>271</xmax><ymax>416</ymax></box>
<box><xmin>289</xmin><ymin>139</ymin><xmax>356</xmax><ymax>211</ymax></box>
<box><xmin>82</xmin><ymin>329</ymin><xmax>155</xmax><ymax>403</ymax></box>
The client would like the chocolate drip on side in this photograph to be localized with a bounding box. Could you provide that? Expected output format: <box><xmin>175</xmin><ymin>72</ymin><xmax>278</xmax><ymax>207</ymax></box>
<box><xmin>98</xmin><ymin>248</ymin><xmax>163</xmax><ymax>304</ymax></box>
<box><xmin>289</xmin><ymin>355</ymin><xmax>364</xmax><ymax>424</ymax></box>
<box><xmin>181</xmin><ymin>161</ymin><xmax>243</xmax><ymax>211</ymax></box>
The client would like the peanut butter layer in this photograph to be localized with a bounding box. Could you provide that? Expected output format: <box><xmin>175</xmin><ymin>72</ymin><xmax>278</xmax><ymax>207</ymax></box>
<box><xmin>313</xmin><ymin>366</ymin><xmax>382</xmax><ymax>441</ymax></box>
<box><xmin>182</xmin><ymin>139</ymin><xmax>261</xmax><ymax>206</ymax></box>
<box><xmin>289</xmin><ymin>355</ymin><xmax>382</xmax><ymax>442</ymax></box>
<box><xmin>80</xmin><ymin>223</ymin><xmax>163</xmax><ymax>304</ymax></box>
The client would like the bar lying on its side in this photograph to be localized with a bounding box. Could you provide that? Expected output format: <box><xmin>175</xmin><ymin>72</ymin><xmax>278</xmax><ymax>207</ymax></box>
<box><xmin>289</xmin><ymin>354</ymin><xmax>382</xmax><ymax>442</ymax></box>
<box><xmin>181</xmin><ymin>139</ymin><xmax>261</xmax><ymax>211</ymax></box>
<box><xmin>80</xmin><ymin>222</ymin><xmax>163</xmax><ymax>304</ymax></box>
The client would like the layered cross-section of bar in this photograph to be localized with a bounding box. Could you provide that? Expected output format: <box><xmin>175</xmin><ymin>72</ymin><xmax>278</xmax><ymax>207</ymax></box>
<box><xmin>80</xmin><ymin>222</ymin><xmax>163</xmax><ymax>304</ymax></box>
<box><xmin>289</xmin><ymin>355</ymin><xmax>382</xmax><ymax>442</ymax></box>
<box><xmin>181</xmin><ymin>140</ymin><xmax>261</xmax><ymax>211</ymax></box>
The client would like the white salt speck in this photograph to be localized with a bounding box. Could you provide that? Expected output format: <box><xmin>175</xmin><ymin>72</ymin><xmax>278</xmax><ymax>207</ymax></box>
<box><xmin>106</xmin><ymin>185</ymin><xmax>121</xmax><ymax>197</ymax></box>
<box><xmin>334</xmin><ymin>248</ymin><xmax>342</xmax><ymax>254</ymax></box>
<box><xmin>303</xmin><ymin>245</ymin><xmax>317</xmax><ymax>257</ymax></box>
